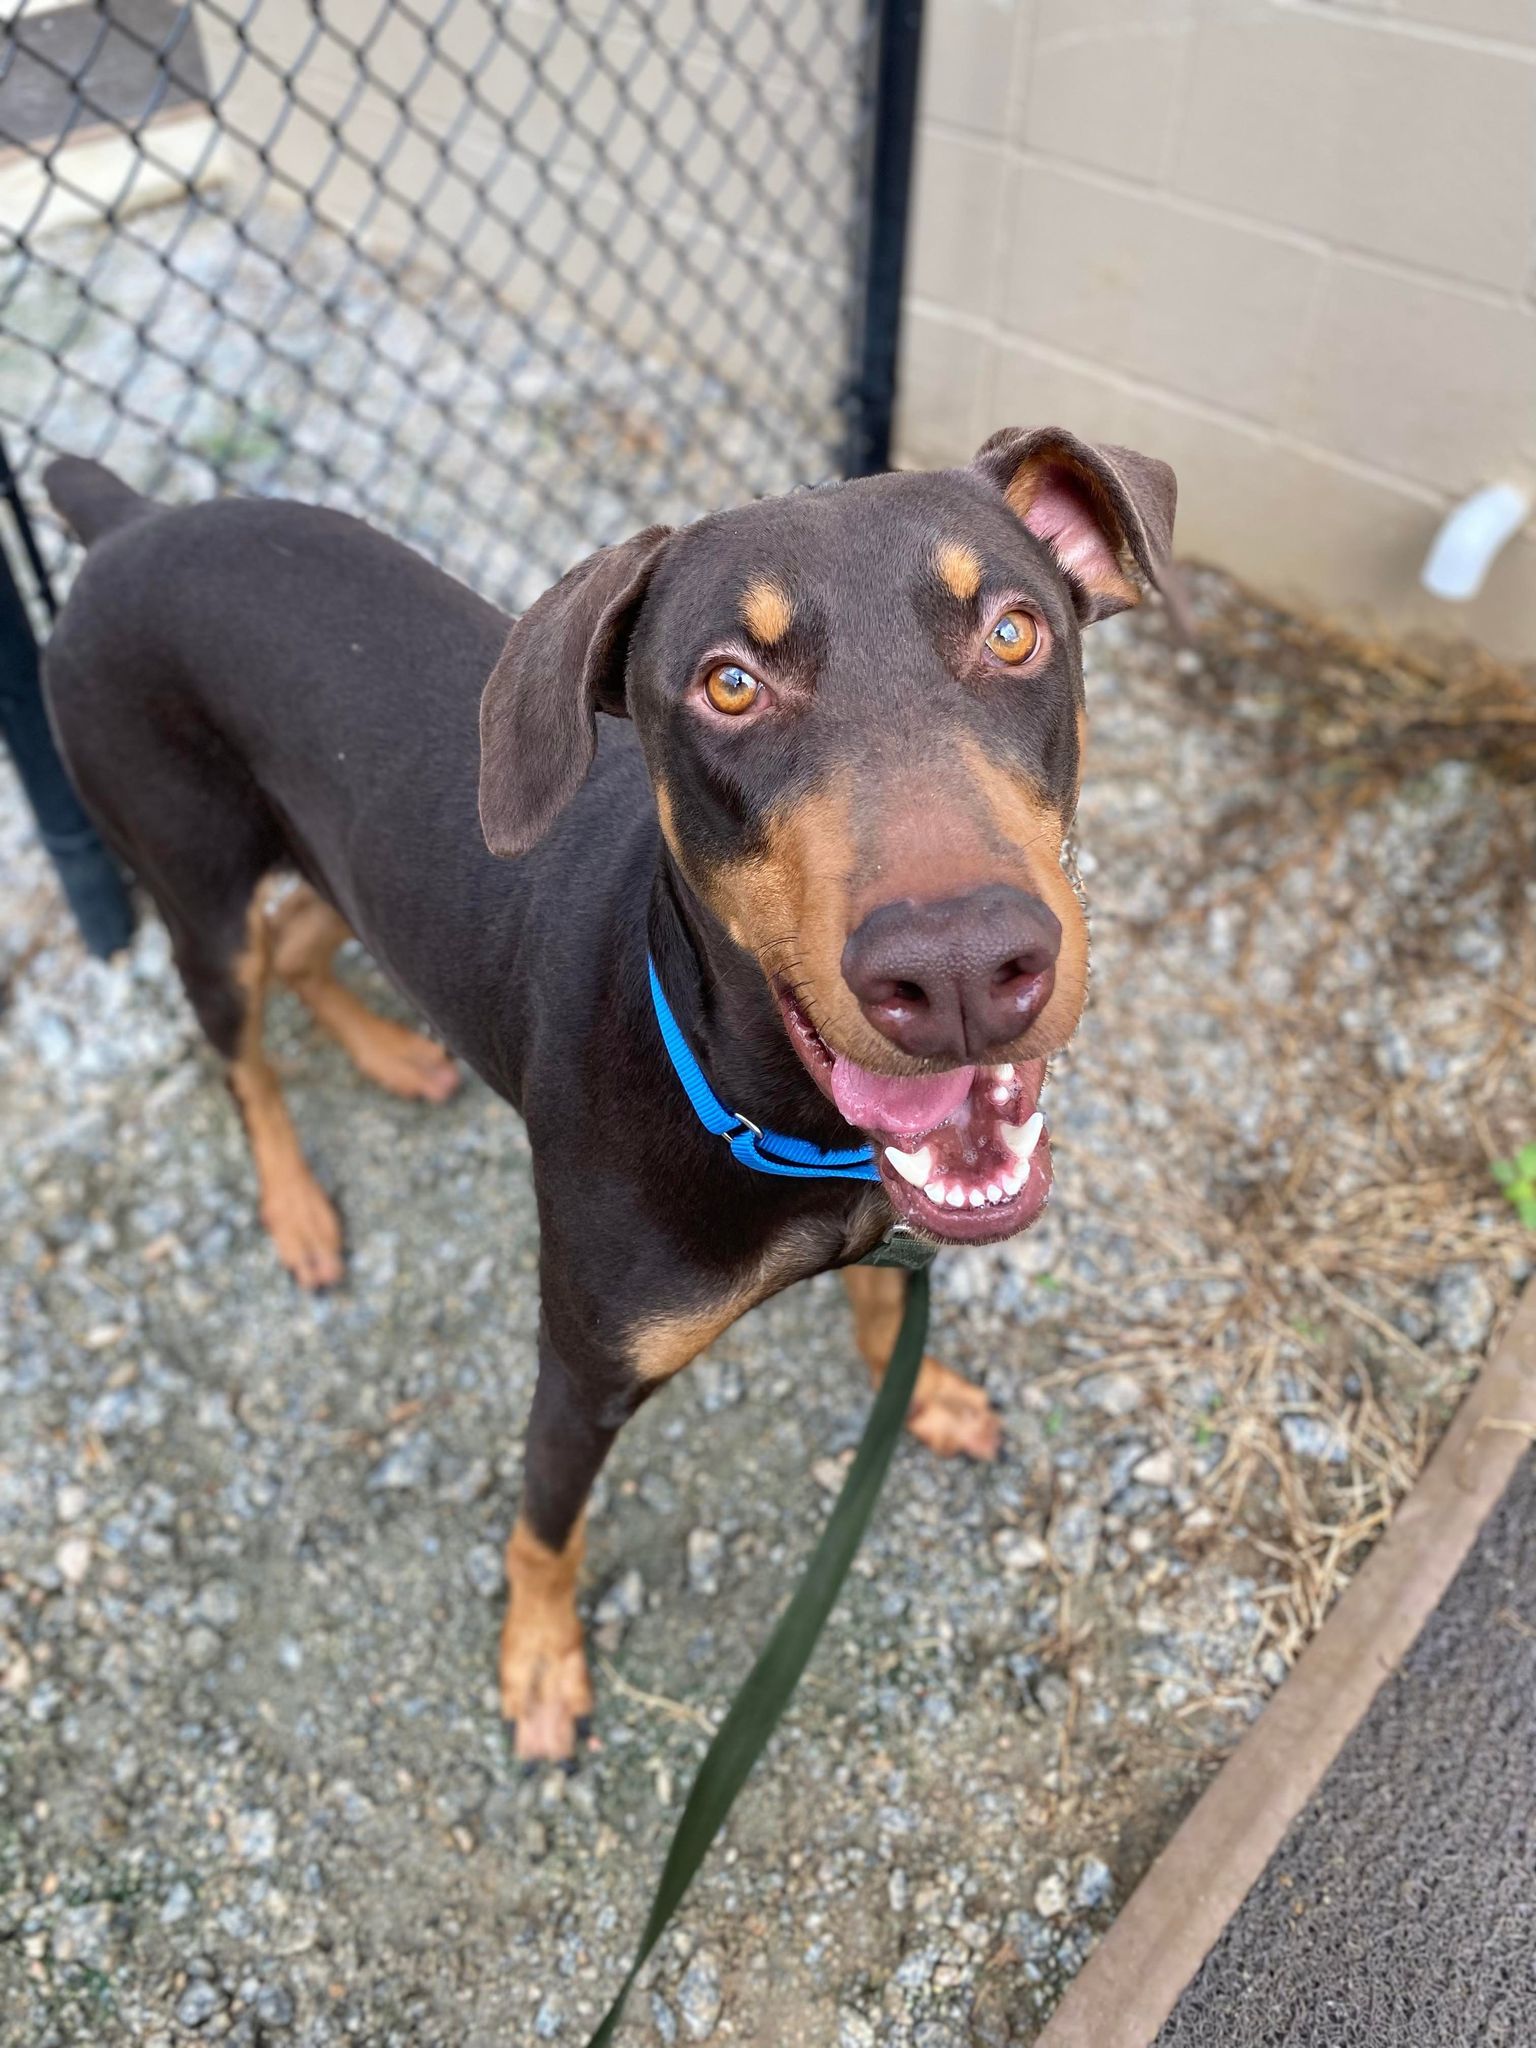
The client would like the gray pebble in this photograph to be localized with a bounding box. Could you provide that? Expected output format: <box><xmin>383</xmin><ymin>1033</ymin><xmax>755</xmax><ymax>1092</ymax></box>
<box><xmin>1078</xmin><ymin>1371</ymin><xmax>1144</xmax><ymax>1417</ymax></box>
<box><xmin>1073</xmin><ymin>1855</ymin><xmax>1114</xmax><ymax>1911</ymax></box>
<box><xmin>677</xmin><ymin>1951</ymin><xmax>723</xmax><ymax>2039</ymax></box>
<box><xmin>253</xmin><ymin>1985</ymin><xmax>296</xmax><ymax>2028</ymax></box>
<box><xmin>191</xmin><ymin>1578</ymin><xmax>242</xmax><ymax>1631</ymax></box>
<box><xmin>991</xmin><ymin>1528</ymin><xmax>1048</xmax><ymax>1576</ymax></box>
<box><xmin>686</xmin><ymin>1527</ymin><xmax>723</xmax><ymax>1596</ymax></box>
<box><xmin>1433</xmin><ymin>1264</ymin><xmax>1497</xmax><ymax>1356</ymax></box>
<box><xmin>367</xmin><ymin>1432</ymin><xmax>437</xmax><ymax>1493</ymax></box>
<box><xmin>174</xmin><ymin>1980</ymin><xmax>227</xmax><ymax>2028</ymax></box>
<box><xmin>229</xmin><ymin>1807</ymin><xmax>279</xmax><ymax>1863</ymax></box>
<box><xmin>1050</xmin><ymin>1502</ymin><xmax>1101</xmax><ymax>1578</ymax></box>
<box><xmin>183</xmin><ymin>1625</ymin><xmax>223</xmax><ymax>1670</ymax></box>
<box><xmin>1279</xmin><ymin>1414</ymin><xmax>1348</xmax><ymax>1465</ymax></box>
<box><xmin>52</xmin><ymin>1901</ymin><xmax>113</xmax><ymax>1967</ymax></box>
<box><xmin>1131</xmin><ymin>1448</ymin><xmax>1175</xmax><ymax>1490</ymax></box>
<box><xmin>465</xmin><ymin>1542</ymin><xmax>504</xmax><ymax>1599</ymax></box>
<box><xmin>595</xmin><ymin>1568</ymin><xmax>645</xmax><ymax>1629</ymax></box>
<box><xmin>161</xmin><ymin>1881</ymin><xmax>195</xmax><ymax>1926</ymax></box>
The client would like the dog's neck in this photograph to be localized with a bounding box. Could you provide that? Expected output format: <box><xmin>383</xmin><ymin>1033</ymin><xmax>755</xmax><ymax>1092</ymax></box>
<box><xmin>644</xmin><ymin>855</ymin><xmax>858</xmax><ymax>1153</ymax></box>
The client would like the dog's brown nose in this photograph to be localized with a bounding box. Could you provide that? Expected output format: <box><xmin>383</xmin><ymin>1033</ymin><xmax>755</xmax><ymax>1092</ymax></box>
<box><xmin>841</xmin><ymin>885</ymin><xmax>1061</xmax><ymax>1061</ymax></box>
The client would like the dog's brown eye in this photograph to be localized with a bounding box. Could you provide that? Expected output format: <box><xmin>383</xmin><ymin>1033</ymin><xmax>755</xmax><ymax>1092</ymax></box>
<box><xmin>985</xmin><ymin>610</ymin><xmax>1039</xmax><ymax>665</ymax></box>
<box><xmin>705</xmin><ymin>663</ymin><xmax>761</xmax><ymax>715</ymax></box>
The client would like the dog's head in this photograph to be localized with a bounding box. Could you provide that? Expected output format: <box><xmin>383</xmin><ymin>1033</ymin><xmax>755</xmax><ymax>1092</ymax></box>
<box><xmin>479</xmin><ymin>427</ymin><xmax>1176</xmax><ymax>1244</ymax></box>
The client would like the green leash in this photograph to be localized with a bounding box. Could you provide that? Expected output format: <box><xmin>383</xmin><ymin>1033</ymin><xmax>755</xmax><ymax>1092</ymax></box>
<box><xmin>584</xmin><ymin>1262</ymin><xmax>931</xmax><ymax>2045</ymax></box>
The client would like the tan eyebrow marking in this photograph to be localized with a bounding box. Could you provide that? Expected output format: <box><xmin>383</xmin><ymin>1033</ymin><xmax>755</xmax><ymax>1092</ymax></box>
<box><xmin>740</xmin><ymin>577</ymin><xmax>793</xmax><ymax>646</ymax></box>
<box><xmin>934</xmin><ymin>539</ymin><xmax>982</xmax><ymax>602</ymax></box>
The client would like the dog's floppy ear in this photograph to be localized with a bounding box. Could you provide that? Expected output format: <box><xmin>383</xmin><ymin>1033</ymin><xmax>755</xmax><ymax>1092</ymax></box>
<box><xmin>973</xmin><ymin>426</ymin><xmax>1176</xmax><ymax>625</ymax></box>
<box><xmin>479</xmin><ymin>524</ymin><xmax>672</xmax><ymax>859</ymax></box>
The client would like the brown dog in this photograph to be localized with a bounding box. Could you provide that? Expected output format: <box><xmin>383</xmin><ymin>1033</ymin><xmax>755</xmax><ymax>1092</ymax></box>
<box><xmin>42</xmin><ymin>427</ymin><xmax>1175</xmax><ymax>1758</ymax></box>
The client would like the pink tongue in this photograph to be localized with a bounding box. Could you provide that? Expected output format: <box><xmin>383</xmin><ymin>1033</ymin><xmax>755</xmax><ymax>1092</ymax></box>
<box><xmin>830</xmin><ymin>1054</ymin><xmax>976</xmax><ymax>1139</ymax></box>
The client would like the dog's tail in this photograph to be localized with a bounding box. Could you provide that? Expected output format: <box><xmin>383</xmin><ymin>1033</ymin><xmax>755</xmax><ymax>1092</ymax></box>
<box><xmin>44</xmin><ymin>457</ymin><xmax>153</xmax><ymax>547</ymax></box>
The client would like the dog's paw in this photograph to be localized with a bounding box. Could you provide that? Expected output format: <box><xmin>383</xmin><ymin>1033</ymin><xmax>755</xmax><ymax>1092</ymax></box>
<box><xmin>501</xmin><ymin>1640</ymin><xmax>595</xmax><ymax>1765</ymax></box>
<box><xmin>352</xmin><ymin>1022</ymin><xmax>461</xmax><ymax>1104</ymax></box>
<box><xmin>262</xmin><ymin>1172</ymin><xmax>344</xmax><ymax>1291</ymax></box>
<box><xmin>905</xmin><ymin>1357</ymin><xmax>1002</xmax><ymax>1461</ymax></box>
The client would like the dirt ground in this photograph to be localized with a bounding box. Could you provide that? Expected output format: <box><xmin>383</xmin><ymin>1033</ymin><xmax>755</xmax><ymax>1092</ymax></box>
<box><xmin>2</xmin><ymin>563</ymin><xmax>1533</xmax><ymax>2047</ymax></box>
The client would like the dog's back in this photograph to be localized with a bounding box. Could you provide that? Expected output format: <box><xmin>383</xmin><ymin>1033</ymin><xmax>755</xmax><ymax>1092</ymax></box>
<box><xmin>41</xmin><ymin>467</ymin><xmax>511</xmax><ymax>910</ymax></box>
<box><xmin>40</xmin><ymin>467</ymin><xmax>653</xmax><ymax>1099</ymax></box>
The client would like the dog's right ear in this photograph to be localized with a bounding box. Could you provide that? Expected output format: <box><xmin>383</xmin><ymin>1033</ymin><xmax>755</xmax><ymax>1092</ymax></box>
<box><xmin>479</xmin><ymin>524</ymin><xmax>672</xmax><ymax>859</ymax></box>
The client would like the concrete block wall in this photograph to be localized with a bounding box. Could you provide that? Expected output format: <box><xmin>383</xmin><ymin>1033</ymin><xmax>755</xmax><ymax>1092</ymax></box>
<box><xmin>896</xmin><ymin>0</ymin><xmax>1536</xmax><ymax>662</ymax></box>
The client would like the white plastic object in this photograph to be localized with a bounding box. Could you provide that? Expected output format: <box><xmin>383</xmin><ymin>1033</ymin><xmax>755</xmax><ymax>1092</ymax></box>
<box><xmin>1420</xmin><ymin>483</ymin><xmax>1531</xmax><ymax>602</ymax></box>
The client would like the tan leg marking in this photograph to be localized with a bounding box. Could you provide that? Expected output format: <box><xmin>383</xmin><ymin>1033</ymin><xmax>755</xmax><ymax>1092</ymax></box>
<box><xmin>628</xmin><ymin>1223</ymin><xmax>840</xmax><ymax>1386</ymax></box>
<box><xmin>267</xmin><ymin>882</ymin><xmax>459</xmax><ymax>1104</ymax></box>
<box><xmin>229</xmin><ymin>899</ymin><xmax>344</xmax><ymax>1290</ymax></box>
<box><xmin>630</xmin><ymin>1298</ymin><xmax>754</xmax><ymax>1386</ymax></box>
<box><xmin>842</xmin><ymin>1266</ymin><xmax>1001</xmax><ymax>1461</ymax></box>
<box><xmin>500</xmin><ymin>1512</ymin><xmax>593</xmax><ymax>1763</ymax></box>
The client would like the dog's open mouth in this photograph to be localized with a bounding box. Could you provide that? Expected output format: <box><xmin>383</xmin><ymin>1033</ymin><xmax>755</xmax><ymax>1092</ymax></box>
<box><xmin>775</xmin><ymin>988</ymin><xmax>1053</xmax><ymax>1245</ymax></box>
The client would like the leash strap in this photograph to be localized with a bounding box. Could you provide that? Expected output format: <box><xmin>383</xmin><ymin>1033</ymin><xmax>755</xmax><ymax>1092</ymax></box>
<box><xmin>584</xmin><ymin>1264</ymin><xmax>930</xmax><ymax>2046</ymax></box>
<box><xmin>648</xmin><ymin>956</ymin><xmax>880</xmax><ymax>1183</ymax></box>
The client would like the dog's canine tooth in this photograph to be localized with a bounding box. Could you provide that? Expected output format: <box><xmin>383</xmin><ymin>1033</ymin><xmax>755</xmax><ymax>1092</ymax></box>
<box><xmin>1001</xmin><ymin>1111</ymin><xmax>1044</xmax><ymax>1165</ymax></box>
<box><xmin>884</xmin><ymin>1143</ymin><xmax>933</xmax><ymax>1187</ymax></box>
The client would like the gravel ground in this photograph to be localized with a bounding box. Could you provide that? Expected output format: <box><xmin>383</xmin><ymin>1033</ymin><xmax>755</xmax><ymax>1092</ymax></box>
<box><xmin>2</xmin><ymin>564</ymin><xmax>1533</xmax><ymax>2047</ymax></box>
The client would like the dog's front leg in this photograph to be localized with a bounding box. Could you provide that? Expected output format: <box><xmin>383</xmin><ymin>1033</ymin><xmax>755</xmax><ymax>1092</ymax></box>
<box><xmin>842</xmin><ymin>1266</ymin><xmax>1002</xmax><ymax>1461</ymax></box>
<box><xmin>501</xmin><ymin>1335</ymin><xmax>617</xmax><ymax>1765</ymax></box>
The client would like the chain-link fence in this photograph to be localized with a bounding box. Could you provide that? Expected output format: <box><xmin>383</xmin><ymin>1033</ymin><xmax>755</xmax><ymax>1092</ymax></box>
<box><xmin>1</xmin><ymin>0</ymin><xmax>918</xmax><ymax>620</ymax></box>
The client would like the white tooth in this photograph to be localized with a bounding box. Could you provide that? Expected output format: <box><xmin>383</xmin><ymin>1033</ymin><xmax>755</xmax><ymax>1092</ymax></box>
<box><xmin>925</xmin><ymin>1182</ymin><xmax>946</xmax><ymax>1204</ymax></box>
<box><xmin>985</xmin><ymin>1183</ymin><xmax>1003</xmax><ymax>1204</ymax></box>
<box><xmin>946</xmin><ymin>1185</ymin><xmax>967</xmax><ymax>1208</ymax></box>
<box><xmin>884</xmin><ymin>1143</ymin><xmax>933</xmax><ymax>1187</ymax></box>
<box><xmin>997</xmin><ymin>1063</ymin><xmax>1014</xmax><ymax>1081</ymax></box>
<box><xmin>1001</xmin><ymin>1112</ymin><xmax>1044</xmax><ymax>1165</ymax></box>
<box><xmin>969</xmin><ymin>1188</ymin><xmax>986</xmax><ymax>1207</ymax></box>
<box><xmin>991</xmin><ymin>1085</ymin><xmax>1011</xmax><ymax>1107</ymax></box>
<box><xmin>1001</xmin><ymin>1168</ymin><xmax>1023</xmax><ymax>1198</ymax></box>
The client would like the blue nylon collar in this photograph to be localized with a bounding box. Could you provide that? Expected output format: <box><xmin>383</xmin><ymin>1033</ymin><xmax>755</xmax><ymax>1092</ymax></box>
<box><xmin>647</xmin><ymin>955</ymin><xmax>880</xmax><ymax>1182</ymax></box>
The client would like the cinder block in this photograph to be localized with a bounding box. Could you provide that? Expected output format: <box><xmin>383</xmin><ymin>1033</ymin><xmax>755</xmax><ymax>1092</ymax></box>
<box><xmin>894</xmin><ymin>309</ymin><xmax>994</xmax><ymax>468</ymax></box>
<box><xmin>920</xmin><ymin>0</ymin><xmax>1031</xmax><ymax>138</ymax></box>
<box><xmin>1170</xmin><ymin>9</ymin><xmax>1536</xmax><ymax>290</ymax></box>
<box><xmin>999</xmin><ymin>163</ymin><xmax>1322</xmax><ymax>422</ymax></box>
<box><xmin>908</xmin><ymin>128</ymin><xmax>1008</xmax><ymax>320</ymax></box>
<box><xmin>1398</xmin><ymin>1</ymin><xmax>1536</xmax><ymax>47</ymax></box>
<box><xmin>1024</xmin><ymin>0</ymin><xmax>1192</xmax><ymax>180</ymax></box>
<box><xmin>1289</xmin><ymin>261</ymin><xmax>1536</xmax><ymax>491</ymax></box>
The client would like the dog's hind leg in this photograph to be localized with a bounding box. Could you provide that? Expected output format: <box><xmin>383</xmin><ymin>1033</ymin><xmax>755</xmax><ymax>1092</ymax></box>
<box><xmin>266</xmin><ymin>882</ymin><xmax>459</xmax><ymax>1104</ymax></box>
<box><xmin>842</xmin><ymin>1265</ymin><xmax>1001</xmax><ymax>1461</ymax></box>
<box><xmin>221</xmin><ymin>896</ymin><xmax>345</xmax><ymax>1290</ymax></box>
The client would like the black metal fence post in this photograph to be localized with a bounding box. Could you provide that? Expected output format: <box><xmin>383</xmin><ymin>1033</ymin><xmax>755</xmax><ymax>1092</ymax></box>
<box><xmin>0</xmin><ymin>445</ymin><xmax>135</xmax><ymax>958</ymax></box>
<box><xmin>844</xmin><ymin>0</ymin><xmax>926</xmax><ymax>479</ymax></box>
